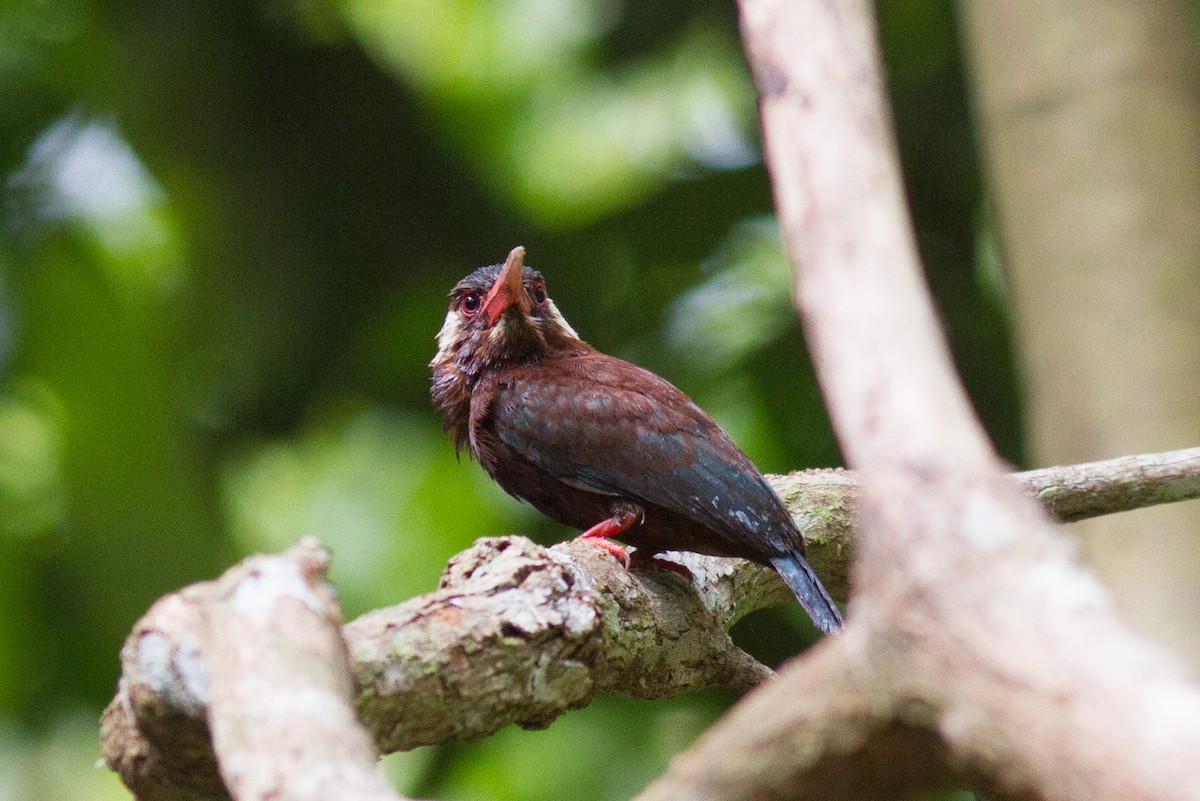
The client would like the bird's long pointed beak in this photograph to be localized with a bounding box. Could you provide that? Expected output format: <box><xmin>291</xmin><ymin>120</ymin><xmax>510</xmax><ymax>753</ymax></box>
<box><xmin>482</xmin><ymin>246</ymin><xmax>531</xmax><ymax>327</ymax></box>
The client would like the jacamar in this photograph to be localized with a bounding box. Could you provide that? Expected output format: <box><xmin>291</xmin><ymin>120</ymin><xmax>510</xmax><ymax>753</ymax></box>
<box><xmin>430</xmin><ymin>247</ymin><xmax>843</xmax><ymax>633</ymax></box>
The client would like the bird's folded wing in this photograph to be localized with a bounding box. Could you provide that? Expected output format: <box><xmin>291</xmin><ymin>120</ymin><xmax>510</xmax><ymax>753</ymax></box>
<box><xmin>490</xmin><ymin>364</ymin><xmax>796</xmax><ymax>556</ymax></box>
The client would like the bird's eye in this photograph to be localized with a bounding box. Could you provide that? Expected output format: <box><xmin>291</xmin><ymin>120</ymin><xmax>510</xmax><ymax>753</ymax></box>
<box><xmin>461</xmin><ymin>292</ymin><xmax>482</xmax><ymax>316</ymax></box>
<box><xmin>531</xmin><ymin>284</ymin><xmax>547</xmax><ymax>306</ymax></box>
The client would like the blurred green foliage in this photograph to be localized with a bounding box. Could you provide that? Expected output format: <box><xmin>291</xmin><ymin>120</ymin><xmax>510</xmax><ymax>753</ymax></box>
<box><xmin>0</xmin><ymin>0</ymin><xmax>1019</xmax><ymax>798</ymax></box>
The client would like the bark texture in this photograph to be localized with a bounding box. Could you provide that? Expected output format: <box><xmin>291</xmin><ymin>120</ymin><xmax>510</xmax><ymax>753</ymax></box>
<box><xmin>633</xmin><ymin>1</ymin><xmax>1200</xmax><ymax>799</ymax></box>
<box><xmin>99</xmin><ymin>457</ymin><xmax>1200</xmax><ymax>800</ymax></box>
<box><xmin>101</xmin><ymin>2</ymin><xmax>1200</xmax><ymax>799</ymax></box>
<box><xmin>101</xmin><ymin>536</ymin><xmax>795</xmax><ymax>801</ymax></box>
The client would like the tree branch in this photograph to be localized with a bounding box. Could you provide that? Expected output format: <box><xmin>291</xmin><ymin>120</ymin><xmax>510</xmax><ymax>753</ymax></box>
<box><xmin>636</xmin><ymin>1</ymin><xmax>1200</xmax><ymax>800</ymax></box>
<box><xmin>346</xmin><ymin>536</ymin><xmax>783</xmax><ymax>753</ymax></box>
<box><xmin>206</xmin><ymin>541</ymin><xmax>408</xmax><ymax>801</ymax></box>
<box><xmin>637</xmin><ymin>632</ymin><xmax>961</xmax><ymax>801</ymax></box>
<box><xmin>102</xmin><ymin>534</ymin><xmax>790</xmax><ymax>799</ymax></box>
<box><xmin>768</xmin><ymin>445</ymin><xmax>1200</xmax><ymax>600</ymax></box>
<box><xmin>1011</xmin><ymin>446</ymin><xmax>1200</xmax><ymax>522</ymax></box>
<box><xmin>100</xmin><ymin>444</ymin><xmax>1200</xmax><ymax>800</ymax></box>
<box><xmin>102</xmin><ymin>540</ymin><xmax>414</xmax><ymax>801</ymax></box>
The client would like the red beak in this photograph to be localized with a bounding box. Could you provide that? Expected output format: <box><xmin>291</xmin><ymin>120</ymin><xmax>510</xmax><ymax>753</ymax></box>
<box><xmin>481</xmin><ymin>246</ymin><xmax>531</xmax><ymax>327</ymax></box>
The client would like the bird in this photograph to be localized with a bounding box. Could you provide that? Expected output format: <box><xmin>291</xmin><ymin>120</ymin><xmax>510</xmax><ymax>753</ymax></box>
<box><xmin>430</xmin><ymin>246</ymin><xmax>843</xmax><ymax>634</ymax></box>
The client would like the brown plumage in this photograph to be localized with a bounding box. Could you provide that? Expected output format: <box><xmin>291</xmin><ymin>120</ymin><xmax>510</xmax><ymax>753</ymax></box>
<box><xmin>430</xmin><ymin>246</ymin><xmax>842</xmax><ymax>633</ymax></box>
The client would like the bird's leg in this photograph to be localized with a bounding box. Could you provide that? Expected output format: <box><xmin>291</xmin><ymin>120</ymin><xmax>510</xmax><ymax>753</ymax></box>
<box><xmin>577</xmin><ymin>503</ymin><xmax>642</xmax><ymax>567</ymax></box>
<box><xmin>577</xmin><ymin>504</ymin><xmax>693</xmax><ymax>581</ymax></box>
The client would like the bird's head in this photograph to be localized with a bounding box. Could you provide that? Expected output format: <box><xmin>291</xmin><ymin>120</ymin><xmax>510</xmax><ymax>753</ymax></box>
<box><xmin>432</xmin><ymin>246</ymin><xmax>585</xmax><ymax>385</ymax></box>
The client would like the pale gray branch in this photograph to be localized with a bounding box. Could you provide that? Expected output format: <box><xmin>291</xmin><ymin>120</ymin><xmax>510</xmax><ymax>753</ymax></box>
<box><xmin>637</xmin><ymin>631</ymin><xmax>959</xmax><ymax>801</ymax></box>
<box><xmin>767</xmin><ymin>446</ymin><xmax>1200</xmax><ymax>598</ymax></box>
<box><xmin>100</xmin><ymin>441</ymin><xmax>1200</xmax><ymax>800</ymax></box>
<box><xmin>1012</xmin><ymin>446</ymin><xmax>1200</xmax><ymax>522</ymax></box>
<box><xmin>347</xmin><ymin>536</ymin><xmax>784</xmax><ymax>753</ymax></box>
<box><xmin>642</xmin><ymin>1</ymin><xmax>1200</xmax><ymax>800</ymax></box>
<box><xmin>207</xmin><ymin>541</ymin><xmax>407</xmax><ymax>801</ymax></box>
<box><xmin>103</xmin><ymin>540</ymin><xmax>414</xmax><ymax>801</ymax></box>
<box><xmin>101</xmin><ymin>535</ymin><xmax>791</xmax><ymax>800</ymax></box>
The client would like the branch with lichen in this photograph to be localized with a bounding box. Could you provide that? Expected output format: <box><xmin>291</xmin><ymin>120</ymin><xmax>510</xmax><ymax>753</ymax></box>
<box><xmin>770</xmin><ymin>445</ymin><xmax>1200</xmax><ymax>600</ymax></box>
<box><xmin>101</xmin><ymin>534</ymin><xmax>788</xmax><ymax>801</ymax></box>
<box><xmin>100</xmin><ymin>445</ymin><xmax>1200</xmax><ymax>801</ymax></box>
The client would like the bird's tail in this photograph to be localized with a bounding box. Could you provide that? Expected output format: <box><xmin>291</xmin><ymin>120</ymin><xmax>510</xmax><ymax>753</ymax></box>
<box><xmin>770</xmin><ymin>553</ymin><xmax>843</xmax><ymax>634</ymax></box>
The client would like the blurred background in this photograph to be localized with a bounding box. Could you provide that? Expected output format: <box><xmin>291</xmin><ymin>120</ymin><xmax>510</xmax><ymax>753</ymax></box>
<box><xmin>1</xmin><ymin>1</ymin><xmax>1195</xmax><ymax>799</ymax></box>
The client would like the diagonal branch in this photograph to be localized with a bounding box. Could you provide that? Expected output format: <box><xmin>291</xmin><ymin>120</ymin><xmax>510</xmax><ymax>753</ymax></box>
<box><xmin>101</xmin><ymin>535</ymin><xmax>789</xmax><ymax>800</ymax></box>
<box><xmin>206</xmin><ymin>541</ymin><xmax>410</xmax><ymax>801</ymax></box>
<box><xmin>100</xmin><ymin>444</ymin><xmax>1200</xmax><ymax>800</ymax></box>
<box><xmin>637</xmin><ymin>631</ymin><xmax>961</xmax><ymax>801</ymax></box>
<box><xmin>103</xmin><ymin>539</ymin><xmax>415</xmax><ymax>801</ymax></box>
<box><xmin>639</xmin><ymin>1</ymin><xmax>1200</xmax><ymax>800</ymax></box>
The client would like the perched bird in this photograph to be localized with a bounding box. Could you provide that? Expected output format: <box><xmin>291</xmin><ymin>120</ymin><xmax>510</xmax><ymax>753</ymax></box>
<box><xmin>430</xmin><ymin>246</ymin><xmax>843</xmax><ymax>633</ymax></box>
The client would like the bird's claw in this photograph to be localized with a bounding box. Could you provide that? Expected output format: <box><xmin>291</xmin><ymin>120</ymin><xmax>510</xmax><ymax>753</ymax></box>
<box><xmin>581</xmin><ymin>536</ymin><xmax>631</xmax><ymax>568</ymax></box>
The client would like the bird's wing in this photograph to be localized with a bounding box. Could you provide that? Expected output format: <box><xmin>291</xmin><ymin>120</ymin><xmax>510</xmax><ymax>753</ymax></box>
<box><xmin>488</xmin><ymin>355</ymin><xmax>798</xmax><ymax>556</ymax></box>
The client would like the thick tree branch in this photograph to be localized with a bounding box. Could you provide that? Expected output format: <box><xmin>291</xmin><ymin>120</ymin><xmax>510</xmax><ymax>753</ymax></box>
<box><xmin>102</xmin><ymin>540</ymin><xmax>414</xmax><ymax>801</ymax></box>
<box><xmin>637</xmin><ymin>1</ymin><xmax>1200</xmax><ymax>800</ymax></box>
<box><xmin>101</xmin><ymin>444</ymin><xmax>1200</xmax><ymax>800</ymax></box>
<box><xmin>347</xmin><ymin>536</ymin><xmax>783</xmax><ymax>753</ymax></box>
<box><xmin>102</xmin><ymin>534</ymin><xmax>790</xmax><ymax>800</ymax></box>
<box><xmin>638</xmin><ymin>632</ymin><xmax>960</xmax><ymax>801</ymax></box>
<box><xmin>102</xmin><ymin>583</ymin><xmax>227</xmax><ymax>801</ymax></box>
<box><xmin>206</xmin><ymin>541</ymin><xmax>409</xmax><ymax>801</ymax></box>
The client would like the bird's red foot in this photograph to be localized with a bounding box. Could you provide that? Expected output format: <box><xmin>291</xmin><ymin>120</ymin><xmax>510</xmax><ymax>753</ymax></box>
<box><xmin>582</xmin><ymin>536</ymin><xmax>630</xmax><ymax>567</ymax></box>
<box><xmin>577</xmin><ymin>506</ymin><xmax>641</xmax><ymax>568</ymax></box>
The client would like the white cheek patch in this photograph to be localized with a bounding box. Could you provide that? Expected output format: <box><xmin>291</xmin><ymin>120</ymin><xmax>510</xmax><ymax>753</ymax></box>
<box><xmin>436</xmin><ymin>311</ymin><xmax>463</xmax><ymax>352</ymax></box>
<box><xmin>545</xmin><ymin>300</ymin><xmax>580</xmax><ymax>340</ymax></box>
<box><xmin>437</xmin><ymin>292</ymin><xmax>580</xmax><ymax>362</ymax></box>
